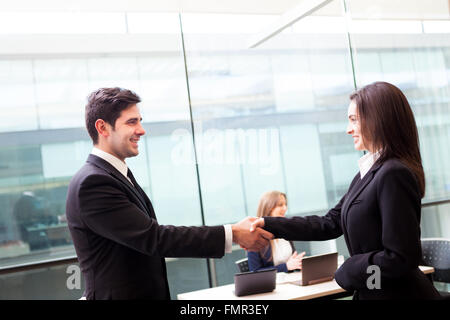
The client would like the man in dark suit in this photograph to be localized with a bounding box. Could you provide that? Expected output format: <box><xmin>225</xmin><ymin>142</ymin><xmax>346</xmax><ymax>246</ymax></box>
<box><xmin>66</xmin><ymin>87</ymin><xmax>273</xmax><ymax>300</ymax></box>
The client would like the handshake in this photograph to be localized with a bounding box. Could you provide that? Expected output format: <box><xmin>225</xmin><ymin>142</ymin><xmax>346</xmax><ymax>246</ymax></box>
<box><xmin>231</xmin><ymin>217</ymin><xmax>269</xmax><ymax>251</ymax></box>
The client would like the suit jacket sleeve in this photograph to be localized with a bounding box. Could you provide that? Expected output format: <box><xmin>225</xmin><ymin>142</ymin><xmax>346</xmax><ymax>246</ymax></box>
<box><xmin>263</xmin><ymin>194</ymin><xmax>345</xmax><ymax>241</ymax></box>
<box><xmin>78</xmin><ymin>174</ymin><xmax>225</xmax><ymax>258</ymax></box>
<box><xmin>334</xmin><ymin>166</ymin><xmax>423</xmax><ymax>291</ymax></box>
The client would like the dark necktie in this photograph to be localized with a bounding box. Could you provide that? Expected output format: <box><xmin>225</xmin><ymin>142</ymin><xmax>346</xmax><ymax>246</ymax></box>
<box><xmin>127</xmin><ymin>168</ymin><xmax>138</xmax><ymax>188</ymax></box>
<box><xmin>127</xmin><ymin>168</ymin><xmax>149</xmax><ymax>212</ymax></box>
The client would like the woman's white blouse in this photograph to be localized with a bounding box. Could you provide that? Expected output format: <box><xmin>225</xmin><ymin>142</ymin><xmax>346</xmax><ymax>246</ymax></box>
<box><xmin>272</xmin><ymin>239</ymin><xmax>293</xmax><ymax>266</ymax></box>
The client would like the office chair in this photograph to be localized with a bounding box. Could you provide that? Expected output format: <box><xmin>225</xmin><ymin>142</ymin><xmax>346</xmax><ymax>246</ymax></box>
<box><xmin>421</xmin><ymin>238</ymin><xmax>450</xmax><ymax>300</ymax></box>
<box><xmin>235</xmin><ymin>257</ymin><xmax>249</xmax><ymax>273</ymax></box>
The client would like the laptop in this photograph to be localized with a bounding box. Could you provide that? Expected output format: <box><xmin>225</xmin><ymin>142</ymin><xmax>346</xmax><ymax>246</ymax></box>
<box><xmin>295</xmin><ymin>252</ymin><xmax>338</xmax><ymax>286</ymax></box>
<box><xmin>234</xmin><ymin>268</ymin><xmax>277</xmax><ymax>297</ymax></box>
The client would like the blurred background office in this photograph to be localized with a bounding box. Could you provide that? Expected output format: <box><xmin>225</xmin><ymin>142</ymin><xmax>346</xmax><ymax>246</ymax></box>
<box><xmin>0</xmin><ymin>0</ymin><xmax>449</xmax><ymax>299</ymax></box>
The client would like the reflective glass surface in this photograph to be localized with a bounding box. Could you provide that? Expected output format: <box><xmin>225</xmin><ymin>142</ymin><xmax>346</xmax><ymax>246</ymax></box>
<box><xmin>0</xmin><ymin>0</ymin><xmax>449</xmax><ymax>298</ymax></box>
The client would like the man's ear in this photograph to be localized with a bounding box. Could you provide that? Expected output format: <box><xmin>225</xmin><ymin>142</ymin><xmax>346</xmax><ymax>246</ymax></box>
<box><xmin>95</xmin><ymin>119</ymin><xmax>110</xmax><ymax>139</ymax></box>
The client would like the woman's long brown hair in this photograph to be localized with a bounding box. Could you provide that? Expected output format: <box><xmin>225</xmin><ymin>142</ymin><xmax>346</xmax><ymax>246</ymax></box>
<box><xmin>256</xmin><ymin>191</ymin><xmax>287</xmax><ymax>261</ymax></box>
<box><xmin>350</xmin><ymin>81</ymin><xmax>425</xmax><ymax>198</ymax></box>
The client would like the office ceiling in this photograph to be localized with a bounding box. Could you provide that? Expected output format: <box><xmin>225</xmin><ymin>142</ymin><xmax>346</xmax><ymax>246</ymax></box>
<box><xmin>0</xmin><ymin>0</ymin><xmax>302</xmax><ymax>14</ymax></box>
<box><xmin>0</xmin><ymin>0</ymin><xmax>448</xmax><ymax>19</ymax></box>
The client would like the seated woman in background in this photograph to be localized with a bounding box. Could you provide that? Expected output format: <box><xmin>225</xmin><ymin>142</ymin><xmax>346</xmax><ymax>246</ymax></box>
<box><xmin>247</xmin><ymin>191</ymin><xmax>305</xmax><ymax>272</ymax></box>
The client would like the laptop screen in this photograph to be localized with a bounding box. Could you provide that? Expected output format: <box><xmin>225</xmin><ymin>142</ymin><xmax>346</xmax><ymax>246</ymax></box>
<box><xmin>300</xmin><ymin>252</ymin><xmax>338</xmax><ymax>286</ymax></box>
<box><xmin>234</xmin><ymin>268</ymin><xmax>277</xmax><ymax>296</ymax></box>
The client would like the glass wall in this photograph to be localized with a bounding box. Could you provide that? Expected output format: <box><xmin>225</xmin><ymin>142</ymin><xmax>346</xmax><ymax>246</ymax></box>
<box><xmin>346</xmin><ymin>0</ymin><xmax>450</xmax><ymax>202</ymax></box>
<box><xmin>0</xmin><ymin>11</ymin><xmax>209</xmax><ymax>299</ymax></box>
<box><xmin>0</xmin><ymin>0</ymin><xmax>449</xmax><ymax>299</ymax></box>
<box><xmin>181</xmin><ymin>0</ymin><xmax>358</xmax><ymax>283</ymax></box>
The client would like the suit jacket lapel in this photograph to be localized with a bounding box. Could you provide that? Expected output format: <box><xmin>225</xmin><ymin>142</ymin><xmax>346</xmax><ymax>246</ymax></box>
<box><xmin>341</xmin><ymin>162</ymin><xmax>382</xmax><ymax>254</ymax></box>
<box><xmin>87</xmin><ymin>154</ymin><xmax>151</xmax><ymax>216</ymax></box>
<box><xmin>343</xmin><ymin>173</ymin><xmax>371</xmax><ymax>218</ymax></box>
<box><xmin>132</xmin><ymin>179</ymin><xmax>156</xmax><ymax>219</ymax></box>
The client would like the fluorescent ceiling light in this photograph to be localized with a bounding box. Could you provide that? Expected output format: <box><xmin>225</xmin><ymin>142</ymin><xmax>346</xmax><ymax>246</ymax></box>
<box><xmin>348</xmin><ymin>20</ymin><xmax>423</xmax><ymax>34</ymax></box>
<box><xmin>180</xmin><ymin>13</ymin><xmax>278</xmax><ymax>34</ymax></box>
<box><xmin>126</xmin><ymin>13</ymin><xmax>180</xmax><ymax>34</ymax></box>
<box><xmin>423</xmin><ymin>20</ymin><xmax>450</xmax><ymax>33</ymax></box>
<box><xmin>0</xmin><ymin>12</ymin><xmax>126</xmax><ymax>34</ymax></box>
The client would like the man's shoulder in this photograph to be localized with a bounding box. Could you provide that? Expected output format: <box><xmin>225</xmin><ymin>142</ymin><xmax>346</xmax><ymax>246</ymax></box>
<box><xmin>69</xmin><ymin>161</ymin><xmax>111</xmax><ymax>189</ymax></box>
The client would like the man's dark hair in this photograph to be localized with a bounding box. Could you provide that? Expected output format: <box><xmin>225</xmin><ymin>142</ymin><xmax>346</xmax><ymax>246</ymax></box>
<box><xmin>85</xmin><ymin>87</ymin><xmax>141</xmax><ymax>144</ymax></box>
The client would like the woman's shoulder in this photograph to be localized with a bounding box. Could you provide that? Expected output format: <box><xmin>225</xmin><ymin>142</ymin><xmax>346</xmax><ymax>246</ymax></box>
<box><xmin>378</xmin><ymin>158</ymin><xmax>412</xmax><ymax>176</ymax></box>
<box><xmin>376</xmin><ymin>158</ymin><xmax>418</xmax><ymax>187</ymax></box>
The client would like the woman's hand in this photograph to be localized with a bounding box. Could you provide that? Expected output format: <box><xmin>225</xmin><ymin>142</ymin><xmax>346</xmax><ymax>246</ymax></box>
<box><xmin>249</xmin><ymin>217</ymin><xmax>265</xmax><ymax>232</ymax></box>
<box><xmin>286</xmin><ymin>251</ymin><xmax>306</xmax><ymax>271</ymax></box>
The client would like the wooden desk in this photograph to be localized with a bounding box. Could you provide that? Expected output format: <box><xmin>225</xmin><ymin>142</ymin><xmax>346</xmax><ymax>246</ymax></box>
<box><xmin>177</xmin><ymin>266</ymin><xmax>434</xmax><ymax>300</ymax></box>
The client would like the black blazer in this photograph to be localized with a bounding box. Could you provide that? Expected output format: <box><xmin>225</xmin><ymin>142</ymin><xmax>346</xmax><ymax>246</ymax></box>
<box><xmin>66</xmin><ymin>154</ymin><xmax>225</xmax><ymax>300</ymax></box>
<box><xmin>264</xmin><ymin>159</ymin><xmax>440</xmax><ymax>299</ymax></box>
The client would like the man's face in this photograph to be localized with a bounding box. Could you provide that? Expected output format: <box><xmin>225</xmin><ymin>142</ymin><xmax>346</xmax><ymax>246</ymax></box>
<box><xmin>107</xmin><ymin>104</ymin><xmax>146</xmax><ymax>161</ymax></box>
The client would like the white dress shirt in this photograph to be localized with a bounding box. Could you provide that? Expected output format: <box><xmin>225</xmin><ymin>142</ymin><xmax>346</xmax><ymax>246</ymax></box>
<box><xmin>91</xmin><ymin>147</ymin><xmax>133</xmax><ymax>185</ymax></box>
<box><xmin>272</xmin><ymin>239</ymin><xmax>293</xmax><ymax>266</ymax></box>
<box><xmin>358</xmin><ymin>151</ymin><xmax>380</xmax><ymax>179</ymax></box>
<box><xmin>90</xmin><ymin>147</ymin><xmax>232</xmax><ymax>254</ymax></box>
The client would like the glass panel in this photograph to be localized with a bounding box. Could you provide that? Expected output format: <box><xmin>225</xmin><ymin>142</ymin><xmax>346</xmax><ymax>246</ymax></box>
<box><xmin>346</xmin><ymin>0</ymin><xmax>450</xmax><ymax>204</ymax></box>
<box><xmin>346</xmin><ymin>0</ymin><xmax>450</xmax><ymax>262</ymax></box>
<box><xmin>0</xmin><ymin>262</ymin><xmax>85</xmax><ymax>300</ymax></box>
<box><xmin>166</xmin><ymin>258</ymin><xmax>210</xmax><ymax>300</ymax></box>
<box><xmin>0</xmin><ymin>60</ymin><xmax>38</xmax><ymax>132</ymax></box>
<box><xmin>86</xmin><ymin>57</ymin><xmax>140</xmax><ymax>96</ymax></box>
<box><xmin>421</xmin><ymin>202</ymin><xmax>450</xmax><ymax>293</ymax></box>
<box><xmin>145</xmin><ymin>134</ymin><xmax>203</xmax><ymax>226</ymax></box>
<box><xmin>34</xmin><ymin>59</ymin><xmax>89</xmax><ymax>129</ymax></box>
<box><xmin>0</xmin><ymin>10</ymin><xmax>208</xmax><ymax>299</ymax></box>
<box><xmin>182</xmin><ymin>0</ymin><xmax>358</xmax><ymax>285</ymax></box>
<box><xmin>422</xmin><ymin>203</ymin><xmax>450</xmax><ymax>239</ymax></box>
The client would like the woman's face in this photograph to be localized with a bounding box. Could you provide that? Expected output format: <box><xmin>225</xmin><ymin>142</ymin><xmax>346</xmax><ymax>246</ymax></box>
<box><xmin>346</xmin><ymin>100</ymin><xmax>368</xmax><ymax>152</ymax></box>
<box><xmin>270</xmin><ymin>195</ymin><xmax>287</xmax><ymax>217</ymax></box>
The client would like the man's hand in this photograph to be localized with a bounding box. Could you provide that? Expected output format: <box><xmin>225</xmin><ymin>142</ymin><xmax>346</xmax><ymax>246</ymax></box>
<box><xmin>232</xmin><ymin>217</ymin><xmax>273</xmax><ymax>252</ymax></box>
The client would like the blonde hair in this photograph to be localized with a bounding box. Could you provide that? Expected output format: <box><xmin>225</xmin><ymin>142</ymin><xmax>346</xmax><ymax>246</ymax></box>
<box><xmin>256</xmin><ymin>191</ymin><xmax>287</xmax><ymax>218</ymax></box>
<box><xmin>256</xmin><ymin>191</ymin><xmax>287</xmax><ymax>261</ymax></box>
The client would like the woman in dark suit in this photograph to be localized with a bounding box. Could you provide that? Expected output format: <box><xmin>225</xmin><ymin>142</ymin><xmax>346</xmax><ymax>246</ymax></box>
<box><xmin>247</xmin><ymin>191</ymin><xmax>306</xmax><ymax>272</ymax></box>
<box><xmin>250</xmin><ymin>82</ymin><xmax>441</xmax><ymax>299</ymax></box>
